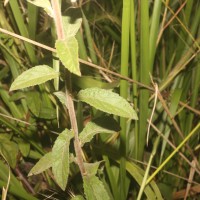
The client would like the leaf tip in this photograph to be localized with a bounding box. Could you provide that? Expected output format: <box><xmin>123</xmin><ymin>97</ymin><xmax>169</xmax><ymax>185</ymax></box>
<box><xmin>27</xmin><ymin>172</ymin><xmax>32</xmax><ymax>177</ymax></box>
<box><xmin>9</xmin><ymin>85</ymin><xmax>15</xmax><ymax>92</ymax></box>
<box><xmin>132</xmin><ymin>115</ymin><xmax>138</xmax><ymax>120</ymax></box>
<box><xmin>76</xmin><ymin>70</ymin><xmax>81</xmax><ymax>77</ymax></box>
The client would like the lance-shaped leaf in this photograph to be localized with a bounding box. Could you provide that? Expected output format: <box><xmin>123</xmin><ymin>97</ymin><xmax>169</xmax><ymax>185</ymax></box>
<box><xmin>78</xmin><ymin>88</ymin><xmax>138</xmax><ymax>120</ymax></box>
<box><xmin>62</xmin><ymin>16</ymin><xmax>82</xmax><ymax>39</ymax></box>
<box><xmin>56</xmin><ymin>37</ymin><xmax>81</xmax><ymax>76</ymax></box>
<box><xmin>27</xmin><ymin>0</ymin><xmax>53</xmax><ymax>17</ymax></box>
<box><xmin>52</xmin><ymin>129</ymin><xmax>74</xmax><ymax>190</ymax></box>
<box><xmin>79</xmin><ymin>122</ymin><xmax>116</xmax><ymax>146</ymax></box>
<box><xmin>84</xmin><ymin>162</ymin><xmax>102</xmax><ymax>176</ymax></box>
<box><xmin>10</xmin><ymin>65</ymin><xmax>59</xmax><ymax>91</ymax></box>
<box><xmin>83</xmin><ymin>175</ymin><xmax>111</xmax><ymax>200</ymax></box>
<box><xmin>28</xmin><ymin>152</ymin><xmax>53</xmax><ymax>176</ymax></box>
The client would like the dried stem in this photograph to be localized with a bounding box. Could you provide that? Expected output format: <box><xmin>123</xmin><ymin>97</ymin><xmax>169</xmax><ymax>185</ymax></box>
<box><xmin>157</xmin><ymin>91</ymin><xmax>199</xmax><ymax>170</ymax></box>
<box><xmin>14</xmin><ymin>167</ymin><xmax>35</xmax><ymax>195</ymax></box>
<box><xmin>0</xmin><ymin>27</ymin><xmax>153</xmax><ymax>91</ymax></box>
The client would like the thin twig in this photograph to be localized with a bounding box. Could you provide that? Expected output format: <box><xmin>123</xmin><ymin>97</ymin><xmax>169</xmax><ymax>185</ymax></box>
<box><xmin>0</xmin><ymin>112</ymin><xmax>32</xmax><ymax>125</ymax></box>
<box><xmin>0</xmin><ymin>28</ymin><xmax>56</xmax><ymax>52</ymax></box>
<box><xmin>0</xmin><ymin>27</ymin><xmax>153</xmax><ymax>91</ymax></box>
<box><xmin>184</xmin><ymin>160</ymin><xmax>196</xmax><ymax>200</ymax></box>
<box><xmin>162</xmin><ymin>0</ymin><xmax>200</xmax><ymax>50</ymax></box>
<box><xmin>179</xmin><ymin>101</ymin><xmax>200</xmax><ymax>116</ymax></box>
<box><xmin>148</xmin><ymin>120</ymin><xmax>200</xmax><ymax>176</ymax></box>
<box><xmin>14</xmin><ymin>167</ymin><xmax>36</xmax><ymax>195</ymax></box>
<box><xmin>146</xmin><ymin>122</ymin><xmax>200</xmax><ymax>185</ymax></box>
<box><xmin>157</xmin><ymin>91</ymin><xmax>200</xmax><ymax>169</ymax></box>
<box><xmin>146</xmin><ymin>75</ymin><xmax>158</xmax><ymax>145</ymax></box>
<box><xmin>130</xmin><ymin>157</ymin><xmax>200</xmax><ymax>186</ymax></box>
<box><xmin>157</xmin><ymin>0</ymin><xmax>187</xmax><ymax>45</ymax></box>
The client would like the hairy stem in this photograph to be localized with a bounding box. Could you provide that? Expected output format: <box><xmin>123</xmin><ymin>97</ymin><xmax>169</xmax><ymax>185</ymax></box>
<box><xmin>51</xmin><ymin>0</ymin><xmax>85</xmax><ymax>175</ymax></box>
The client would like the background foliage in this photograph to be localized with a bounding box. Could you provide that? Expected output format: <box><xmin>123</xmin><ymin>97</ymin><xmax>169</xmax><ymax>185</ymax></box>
<box><xmin>0</xmin><ymin>0</ymin><xmax>199</xmax><ymax>199</ymax></box>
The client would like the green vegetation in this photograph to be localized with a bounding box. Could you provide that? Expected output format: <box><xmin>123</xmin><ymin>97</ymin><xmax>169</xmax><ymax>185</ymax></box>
<box><xmin>0</xmin><ymin>0</ymin><xmax>199</xmax><ymax>199</ymax></box>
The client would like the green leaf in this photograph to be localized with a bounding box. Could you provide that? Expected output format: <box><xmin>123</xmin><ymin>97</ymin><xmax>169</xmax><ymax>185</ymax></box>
<box><xmin>27</xmin><ymin>0</ymin><xmax>53</xmax><ymax>17</ymax></box>
<box><xmin>0</xmin><ymin>161</ymin><xmax>38</xmax><ymax>200</ymax></box>
<box><xmin>52</xmin><ymin>129</ymin><xmax>74</xmax><ymax>190</ymax></box>
<box><xmin>0</xmin><ymin>66</ymin><xmax>9</xmax><ymax>81</ymax></box>
<box><xmin>26</xmin><ymin>91</ymin><xmax>56</xmax><ymax>119</ymax></box>
<box><xmin>83</xmin><ymin>175</ymin><xmax>111</xmax><ymax>200</ymax></box>
<box><xmin>9</xmin><ymin>91</ymin><xmax>26</xmax><ymax>101</ymax></box>
<box><xmin>38</xmin><ymin>106</ymin><xmax>57</xmax><ymax>119</ymax></box>
<box><xmin>54</xmin><ymin>91</ymin><xmax>67</xmax><ymax>106</ymax></box>
<box><xmin>73</xmin><ymin>76</ymin><xmax>119</xmax><ymax>90</ymax></box>
<box><xmin>70</xmin><ymin>196</ymin><xmax>85</xmax><ymax>200</ymax></box>
<box><xmin>10</xmin><ymin>65</ymin><xmax>59</xmax><ymax>91</ymax></box>
<box><xmin>79</xmin><ymin>122</ymin><xmax>116</xmax><ymax>146</ymax></box>
<box><xmin>18</xmin><ymin>142</ymin><xmax>30</xmax><ymax>157</ymax></box>
<box><xmin>0</xmin><ymin>135</ymin><xmax>18</xmax><ymax>168</ymax></box>
<box><xmin>157</xmin><ymin>183</ymin><xmax>173</xmax><ymax>200</ymax></box>
<box><xmin>26</xmin><ymin>91</ymin><xmax>41</xmax><ymax>117</ymax></box>
<box><xmin>84</xmin><ymin>162</ymin><xmax>102</xmax><ymax>176</ymax></box>
<box><xmin>14</xmin><ymin>138</ymin><xmax>30</xmax><ymax>157</ymax></box>
<box><xmin>78</xmin><ymin>88</ymin><xmax>138</xmax><ymax>119</ymax></box>
<box><xmin>56</xmin><ymin>37</ymin><xmax>81</xmax><ymax>76</ymax></box>
<box><xmin>28</xmin><ymin>152</ymin><xmax>53</xmax><ymax>176</ymax></box>
<box><xmin>125</xmin><ymin>161</ymin><xmax>163</xmax><ymax>200</ymax></box>
<box><xmin>62</xmin><ymin>16</ymin><xmax>82</xmax><ymax>39</ymax></box>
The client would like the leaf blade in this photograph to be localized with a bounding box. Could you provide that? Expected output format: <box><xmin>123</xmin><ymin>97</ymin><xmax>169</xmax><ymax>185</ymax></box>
<box><xmin>28</xmin><ymin>152</ymin><xmax>53</xmax><ymax>176</ymax></box>
<box><xmin>62</xmin><ymin>16</ymin><xmax>82</xmax><ymax>39</ymax></box>
<box><xmin>10</xmin><ymin>65</ymin><xmax>59</xmax><ymax>91</ymax></box>
<box><xmin>0</xmin><ymin>136</ymin><xmax>18</xmax><ymax>168</ymax></box>
<box><xmin>83</xmin><ymin>175</ymin><xmax>111</xmax><ymax>200</ymax></box>
<box><xmin>52</xmin><ymin>129</ymin><xmax>74</xmax><ymax>190</ymax></box>
<box><xmin>78</xmin><ymin>88</ymin><xmax>138</xmax><ymax>119</ymax></box>
<box><xmin>27</xmin><ymin>0</ymin><xmax>53</xmax><ymax>17</ymax></box>
<box><xmin>56</xmin><ymin>38</ymin><xmax>81</xmax><ymax>76</ymax></box>
<box><xmin>79</xmin><ymin>122</ymin><xmax>116</xmax><ymax>145</ymax></box>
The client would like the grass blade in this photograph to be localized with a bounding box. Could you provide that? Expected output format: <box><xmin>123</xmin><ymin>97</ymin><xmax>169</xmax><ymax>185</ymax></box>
<box><xmin>138</xmin><ymin>0</ymin><xmax>150</xmax><ymax>159</ymax></box>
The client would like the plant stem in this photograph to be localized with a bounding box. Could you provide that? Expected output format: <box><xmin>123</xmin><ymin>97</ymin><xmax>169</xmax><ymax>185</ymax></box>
<box><xmin>51</xmin><ymin>0</ymin><xmax>85</xmax><ymax>175</ymax></box>
<box><xmin>130</xmin><ymin>0</ymin><xmax>138</xmax><ymax>159</ymax></box>
<box><xmin>119</xmin><ymin>0</ymin><xmax>131</xmax><ymax>199</ymax></box>
<box><xmin>138</xmin><ymin>0</ymin><xmax>150</xmax><ymax>159</ymax></box>
<box><xmin>14</xmin><ymin>167</ymin><xmax>36</xmax><ymax>195</ymax></box>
